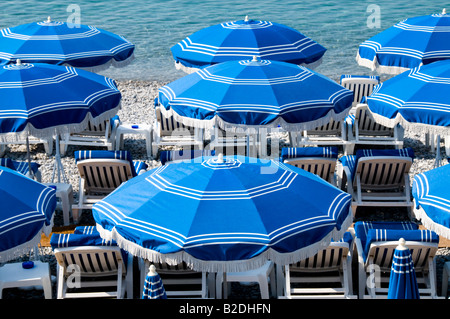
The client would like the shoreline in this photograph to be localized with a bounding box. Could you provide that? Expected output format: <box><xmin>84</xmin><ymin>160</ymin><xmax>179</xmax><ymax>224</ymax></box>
<box><xmin>0</xmin><ymin>78</ymin><xmax>449</xmax><ymax>299</ymax></box>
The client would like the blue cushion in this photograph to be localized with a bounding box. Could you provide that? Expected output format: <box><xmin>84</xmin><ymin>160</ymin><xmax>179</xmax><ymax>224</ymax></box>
<box><xmin>160</xmin><ymin>150</ymin><xmax>215</xmax><ymax>165</ymax></box>
<box><xmin>74</xmin><ymin>150</ymin><xmax>147</xmax><ymax>177</ymax></box>
<box><xmin>280</xmin><ymin>147</ymin><xmax>338</xmax><ymax>162</ymax></box>
<box><xmin>354</xmin><ymin>221</ymin><xmax>419</xmax><ymax>261</ymax></box>
<box><xmin>50</xmin><ymin>232</ymin><xmax>117</xmax><ymax>248</ymax></box>
<box><xmin>74</xmin><ymin>226</ymin><xmax>98</xmax><ymax>235</ymax></box>
<box><xmin>340</xmin><ymin>148</ymin><xmax>414</xmax><ymax>182</ymax></box>
<box><xmin>364</xmin><ymin>229</ymin><xmax>439</xmax><ymax>262</ymax></box>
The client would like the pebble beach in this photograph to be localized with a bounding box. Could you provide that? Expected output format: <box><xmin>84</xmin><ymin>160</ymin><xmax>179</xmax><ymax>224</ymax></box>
<box><xmin>1</xmin><ymin>79</ymin><xmax>449</xmax><ymax>299</ymax></box>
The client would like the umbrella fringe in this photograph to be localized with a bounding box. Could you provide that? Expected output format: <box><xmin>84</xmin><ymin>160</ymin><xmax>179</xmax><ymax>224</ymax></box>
<box><xmin>95</xmin><ymin>210</ymin><xmax>353</xmax><ymax>273</ymax></box>
<box><xmin>299</xmin><ymin>56</ymin><xmax>323</xmax><ymax>70</ymax></box>
<box><xmin>413</xmin><ymin>206</ymin><xmax>450</xmax><ymax>240</ymax></box>
<box><xmin>0</xmin><ymin>230</ymin><xmax>43</xmax><ymax>263</ymax></box>
<box><xmin>158</xmin><ymin>104</ymin><xmax>352</xmax><ymax>135</ymax></box>
<box><xmin>0</xmin><ymin>103</ymin><xmax>121</xmax><ymax>143</ymax></box>
<box><xmin>64</xmin><ymin>53</ymin><xmax>135</xmax><ymax>73</ymax></box>
<box><xmin>368</xmin><ymin>108</ymin><xmax>450</xmax><ymax>136</ymax></box>
<box><xmin>356</xmin><ymin>52</ymin><xmax>410</xmax><ymax>75</ymax></box>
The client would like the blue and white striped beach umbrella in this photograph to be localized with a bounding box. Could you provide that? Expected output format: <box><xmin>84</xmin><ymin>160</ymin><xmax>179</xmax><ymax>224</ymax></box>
<box><xmin>171</xmin><ymin>16</ymin><xmax>326</xmax><ymax>73</ymax></box>
<box><xmin>387</xmin><ymin>238</ymin><xmax>420</xmax><ymax>299</ymax></box>
<box><xmin>364</xmin><ymin>60</ymin><xmax>450</xmax><ymax>136</ymax></box>
<box><xmin>0</xmin><ymin>166</ymin><xmax>56</xmax><ymax>263</ymax></box>
<box><xmin>93</xmin><ymin>155</ymin><xmax>353</xmax><ymax>273</ymax></box>
<box><xmin>413</xmin><ymin>164</ymin><xmax>450</xmax><ymax>239</ymax></box>
<box><xmin>0</xmin><ymin>17</ymin><xmax>134</xmax><ymax>71</ymax></box>
<box><xmin>158</xmin><ymin>58</ymin><xmax>353</xmax><ymax>134</ymax></box>
<box><xmin>142</xmin><ymin>265</ymin><xmax>167</xmax><ymax>299</ymax></box>
<box><xmin>0</xmin><ymin>61</ymin><xmax>121</xmax><ymax>139</ymax></box>
<box><xmin>357</xmin><ymin>10</ymin><xmax>450</xmax><ymax>75</ymax></box>
<box><xmin>0</xmin><ymin>61</ymin><xmax>121</xmax><ymax>182</ymax></box>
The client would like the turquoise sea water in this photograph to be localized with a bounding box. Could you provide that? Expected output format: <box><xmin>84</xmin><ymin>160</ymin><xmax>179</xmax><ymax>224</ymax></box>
<box><xmin>1</xmin><ymin>0</ymin><xmax>448</xmax><ymax>82</ymax></box>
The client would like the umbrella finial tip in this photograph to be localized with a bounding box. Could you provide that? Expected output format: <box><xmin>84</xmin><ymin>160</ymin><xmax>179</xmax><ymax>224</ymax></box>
<box><xmin>16</xmin><ymin>59</ymin><xmax>22</xmax><ymax>65</ymax></box>
<box><xmin>244</xmin><ymin>15</ymin><xmax>249</xmax><ymax>22</ymax></box>
<box><xmin>149</xmin><ymin>264</ymin><xmax>157</xmax><ymax>275</ymax></box>
<box><xmin>217</xmin><ymin>153</ymin><xmax>224</xmax><ymax>163</ymax></box>
<box><xmin>252</xmin><ymin>56</ymin><xmax>258</xmax><ymax>62</ymax></box>
<box><xmin>443</xmin><ymin>8</ymin><xmax>447</xmax><ymax>14</ymax></box>
<box><xmin>47</xmin><ymin>16</ymin><xmax>51</xmax><ymax>22</ymax></box>
<box><xmin>398</xmin><ymin>238</ymin><xmax>408</xmax><ymax>250</ymax></box>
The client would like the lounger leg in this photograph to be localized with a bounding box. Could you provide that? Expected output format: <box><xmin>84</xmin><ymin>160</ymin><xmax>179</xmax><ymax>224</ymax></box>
<box><xmin>258</xmin><ymin>274</ymin><xmax>270</xmax><ymax>299</ymax></box>
<box><xmin>42</xmin><ymin>273</ymin><xmax>52</xmax><ymax>299</ymax></box>
<box><xmin>442</xmin><ymin>262</ymin><xmax>450</xmax><ymax>297</ymax></box>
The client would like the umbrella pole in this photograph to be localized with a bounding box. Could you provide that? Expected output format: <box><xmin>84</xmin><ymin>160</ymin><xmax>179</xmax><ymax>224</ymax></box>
<box><xmin>52</xmin><ymin>135</ymin><xmax>68</xmax><ymax>184</ymax></box>
<box><xmin>25</xmin><ymin>135</ymin><xmax>35</xmax><ymax>180</ymax></box>
<box><xmin>434</xmin><ymin>135</ymin><xmax>442</xmax><ymax>168</ymax></box>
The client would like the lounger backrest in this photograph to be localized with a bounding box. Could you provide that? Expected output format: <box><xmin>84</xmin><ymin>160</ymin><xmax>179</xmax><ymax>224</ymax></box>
<box><xmin>340</xmin><ymin>75</ymin><xmax>380</xmax><ymax>107</ymax></box>
<box><xmin>282</xmin><ymin>147</ymin><xmax>338</xmax><ymax>183</ymax></box>
<box><xmin>77</xmin><ymin>115</ymin><xmax>120</xmax><ymax>137</ymax></box>
<box><xmin>356</xmin><ymin>156</ymin><xmax>412</xmax><ymax>190</ymax></box>
<box><xmin>306</xmin><ymin>118</ymin><xmax>342</xmax><ymax>135</ymax></box>
<box><xmin>290</xmin><ymin>231</ymin><xmax>353</xmax><ymax>272</ymax></box>
<box><xmin>354</xmin><ymin>104</ymin><xmax>393</xmax><ymax>136</ymax></box>
<box><xmin>54</xmin><ymin>246</ymin><xmax>125</xmax><ymax>278</ymax></box>
<box><xmin>290</xmin><ymin>243</ymin><xmax>349</xmax><ymax>272</ymax></box>
<box><xmin>77</xmin><ymin>159</ymin><xmax>133</xmax><ymax>193</ymax></box>
<box><xmin>354</xmin><ymin>221</ymin><xmax>438</xmax><ymax>269</ymax></box>
<box><xmin>368</xmin><ymin>241</ymin><xmax>438</xmax><ymax>273</ymax></box>
<box><xmin>51</xmin><ymin>232</ymin><xmax>125</xmax><ymax>278</ymax></box>
<box><xmin>155</xmin><ymin>107</ymin><xmax>194</xmax><ymax>137</ymax></box>
<box><xmin>286</xmin><ymin>158</ymin><xmax>337</xmax><ymax>184</ymax></box>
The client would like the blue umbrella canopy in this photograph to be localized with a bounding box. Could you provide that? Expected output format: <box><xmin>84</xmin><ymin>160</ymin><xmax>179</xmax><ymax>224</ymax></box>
<box><xmin>364</xmin><ymin>60</ymin><xmax>450</xmax><ymax>136</ymax></box>
<box><xmin>158</xmin><ymin>58</ymin><xmax>353</xmax><ymax>134</ymax></box>
<box><xmin>357</xmin><ymin>10</ymin><xmax>450</xmax><ymax>75</ymax></box>
<box><xmin>93</xmin><ymin>155</ymin><xmax>352</xmax><ymax>273</ymax></box>
<box><xmin>0</xmin><ymin>61</ymin><xmax>121</xmax><ymax>141</ymax></box>
<box><xmin>142</xmin><ymin>265</ymin><xmax>167</xmax><ymax>299</ymax></box>
<box><xmin>413</xmin><ymin>164</ymin><xmax>450</xmax><ymax>239</ymax></box>
<box><xmin>387</xmin><ymin>239</ymin><xmax>420</xmax><ymax>299</ymax></box>
<box><xmin>0</xmin><ymin>17</ymin><xmax>134</xmax><ymax>71</ymax></box>
<box><xmin>0</xmin><ymin>166</ymin><xmax>56</xmax><ymax>262</ymax></box>
<box><xmin>171</xmin><ymin>17</ymin><xmax>326</xmax><ymax>73</ymax></box>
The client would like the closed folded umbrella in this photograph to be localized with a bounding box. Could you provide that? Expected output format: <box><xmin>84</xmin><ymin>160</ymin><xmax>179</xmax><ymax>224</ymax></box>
<box><xmin>0</xmin><ymin>166</ymin><xmax>56</xmax><ymax>263</ymax></box>
<box><xmin>93</xmin><ymin>155</ymin><xmax>353</xmax><ymax>273</ymax></box>
<box><xmin>387</xmin><ymin>238</ymin><xmax>420</xmax><ymax>299</ymax></box>
<box><xmin>172</xmin><ymin>16</ymin><xmax>326</xmax><ymax>73</ymax></box>
<box><xmin>142</xmin><ymin>265</ymin><xmax>167</xmax><ymax>299</ymax></box>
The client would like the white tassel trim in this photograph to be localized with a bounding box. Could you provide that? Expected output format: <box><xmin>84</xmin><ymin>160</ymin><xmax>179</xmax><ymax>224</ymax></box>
<box><xmin>413</xmin><ymin>206</ymin><xmax>450</xmax><ymax>240</ymax></box>
<box><xmin>0</xmin><ymin>103</ymin><xmax>121</xmax><ymax>143</ymax></box>
<box><xmin>300</xmin><ymin>56</ymin><xmax>323</xmax><ymax>70</ymax></box>
<box><xmin>158</xmin><ymin>104</ymin><xmax>352</xmax><ymax>135</ymax></box>
<box><xmin>65</xmin><ymin>53</ymin><xmax>135</xmax><ymax>73</ymax></box>
<box><xmin>0</xmin><ymin>230</ymin><xmax>45</xmax><ymax>263</ymax></box>
<box><xmin>367</xmin><ymin>107</ymin><xmax>450</xmax><ymax>136</ymax></box>
<box><xmin>356</xmin><ymin>52</ymin><xmax>410</xmax><ymax>75</ymax></box>
<box><xmin>95</xmin><ymin>210</ymin><xmax>353</xmax><ymax>273</ymax></box>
